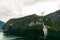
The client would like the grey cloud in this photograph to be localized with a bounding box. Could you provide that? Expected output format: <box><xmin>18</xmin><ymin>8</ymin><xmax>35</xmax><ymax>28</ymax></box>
<box><xmin>23</xmin><ymin>0</ymin><xmax>58</xmax><ymax>6</ymax></box>
<box><xmin>0</xmin><ymin>0</ymin><xmax>58</xmax><ymax>17</ymax></box>
<box><xmin>0</xmin><ymin>7</ymin><xmax>12</xmax><ymax>16</ymax></box>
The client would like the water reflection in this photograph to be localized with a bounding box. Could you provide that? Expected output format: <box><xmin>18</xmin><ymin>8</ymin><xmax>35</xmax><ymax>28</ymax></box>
<box><xmin>0</xmin><ymin>32</ymin><xmax>44</xmax><ymax>40</ymax></box>
<box><xmin>0</xmin><ymin>32</ymin><xmax>23</xmax><ymax>40</ymax></box>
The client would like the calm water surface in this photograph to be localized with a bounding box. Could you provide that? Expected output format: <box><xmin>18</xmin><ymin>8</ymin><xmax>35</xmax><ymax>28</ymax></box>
<box><xmin>0</xmin><ymin>32</ymin><xmax>44</xmax><ymax>40</ymax></box>
<box><xmin>0</xmin><ymin>32</ymin><xmax>28</xmax><ymax>40</ymax></box>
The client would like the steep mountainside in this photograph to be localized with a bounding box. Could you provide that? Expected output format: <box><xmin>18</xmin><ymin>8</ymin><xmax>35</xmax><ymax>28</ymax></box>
<box><xmin>44</xmin><ymin>10</ymin><xmax>60</xmax><ymax>31</ymax></box>
<box><xmin>43</xmin><ymin>10</ymin><xmax>60</xmax><ymax>39</ymax></box>
<box><xmin>3</xmin><ymin>14</ymin><xmax>44</xmax><ymax>36</ymax></box>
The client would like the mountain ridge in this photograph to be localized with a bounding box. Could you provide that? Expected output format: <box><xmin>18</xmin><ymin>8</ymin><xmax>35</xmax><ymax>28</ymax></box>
<box><xmin>0</xmin><ymin>21</ymin><xmax>5</xmax><ymax>30</ymax></box>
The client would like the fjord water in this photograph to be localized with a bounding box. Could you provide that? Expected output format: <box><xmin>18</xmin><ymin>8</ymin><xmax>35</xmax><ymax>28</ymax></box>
<box><xmin>0</xmin><ymin>32</ymin><xmax>44</xmax><ymax>40</ymax></box>
<box><xmin>0</xmin><ymin>32</ymin><xmax>16</xmax><ymax>40</ymax></box>
<box><xmin>0</xmin><ymin>32</ymin><xmax>26</xmax><ymax>40</ymax></box>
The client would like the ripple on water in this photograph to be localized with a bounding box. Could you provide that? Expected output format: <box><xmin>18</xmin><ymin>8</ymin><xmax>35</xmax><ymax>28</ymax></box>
<box><xmin>0</xmin><ymin>32</ymin><xmax>19</xmax><ymax>40</ymax></box>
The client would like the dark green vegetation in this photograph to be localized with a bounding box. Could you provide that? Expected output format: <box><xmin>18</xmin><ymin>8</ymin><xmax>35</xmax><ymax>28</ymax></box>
<box><xmin>3</xmin><ymin>10</ymin><xmax>60</xmax><ymax>40</ymax></box>
<box><xmin>3</xmin><ymin>14</ymin><xmax>44</xmax><ymax>39</ymax></box>
<box><xmin>0</xmin><ymin>21</ymin><xmax>5</xmax><ymax>30</ymax></box>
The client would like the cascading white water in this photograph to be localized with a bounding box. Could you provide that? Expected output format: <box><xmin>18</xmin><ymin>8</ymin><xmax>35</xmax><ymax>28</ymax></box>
<box><xmin>43</xmin><ymin>22</ymin><xmax>47</xmax><ymax>40</ymax></box>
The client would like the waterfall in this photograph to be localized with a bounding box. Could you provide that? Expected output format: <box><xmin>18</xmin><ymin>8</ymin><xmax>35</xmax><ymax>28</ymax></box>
<box><xmin>43</xmin><ymin>22</ymin><xmax>47</xmax><ymax>40</ymax></box>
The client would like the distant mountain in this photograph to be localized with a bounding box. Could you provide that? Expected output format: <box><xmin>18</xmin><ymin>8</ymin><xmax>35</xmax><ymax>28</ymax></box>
<box><xmin>0</xmin><ymin>21</ymin><xmax>5</xmax><ymax>30</ymax></box>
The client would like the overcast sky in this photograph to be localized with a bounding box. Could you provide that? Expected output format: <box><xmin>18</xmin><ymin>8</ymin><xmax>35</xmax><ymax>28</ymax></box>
<box><xmin>0</xmin><ymin>0</ymin><xmax>60</xmax><ymax>22</ymax></box>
